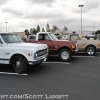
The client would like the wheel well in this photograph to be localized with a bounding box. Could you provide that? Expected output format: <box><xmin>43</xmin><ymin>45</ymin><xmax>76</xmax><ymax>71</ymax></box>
<box><xmin>9</xmin><ymin>54</ymin><xmax>28</xmax><ymax>65</ymax></box>
<box><xmin>57</xmin><ymin>47</ymin><xmax>72</xmax><ymax>54</ymax></box>
<box><xmin>85</xmin><ymin>45</ymin><xmax>96</xmax><ymax>51</ymax></box>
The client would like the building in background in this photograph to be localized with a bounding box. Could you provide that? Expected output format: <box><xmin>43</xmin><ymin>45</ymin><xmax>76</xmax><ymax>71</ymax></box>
<box><xmin>13</xmin><ymin>32</ymin><xmax>27</xmax><ymax>40</ymax></box>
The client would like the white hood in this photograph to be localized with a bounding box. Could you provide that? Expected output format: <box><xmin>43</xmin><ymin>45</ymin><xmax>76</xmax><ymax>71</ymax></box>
<box><xmin>8</xmin><ymin>43</ymin><xmax>48</xmax><ymax>50</ymax></box>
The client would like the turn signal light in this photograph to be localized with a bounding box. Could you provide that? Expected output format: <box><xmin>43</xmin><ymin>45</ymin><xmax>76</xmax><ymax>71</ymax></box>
<box><xmin>71</xmin><ymin>45</ymin><xmax>75</xmax><ymax>49</ymax></box>
<box><xmin>28</xmin><ymin>53</ymin><xmax>32</xmax><ymax>56</ymax></box>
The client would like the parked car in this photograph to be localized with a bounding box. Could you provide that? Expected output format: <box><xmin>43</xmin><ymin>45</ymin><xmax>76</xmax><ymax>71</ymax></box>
<box><xmin>62</xmin><ymin>35</ymin><xmax>68</xmax><ymax>40</ymax></box>
<box><xmin>28</xmin><ymin>35</ymin><xmax>36</xmax><ymax>41</ymax></box>
<box><xmin>56</xmin><ymin>35</ymin><xmax>62</xmax><ymax>39</ymax></box>
<box><xmin>85</xmin><ymin>35</ymin><xmax>99</xmax><ymax>40</ymax></box>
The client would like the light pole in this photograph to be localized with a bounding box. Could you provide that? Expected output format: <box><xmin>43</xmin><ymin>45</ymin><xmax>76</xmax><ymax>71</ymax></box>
<box><xmin>94</xmin><ymin>23</ymin><xmax>95</xmax><ymax>34</ymax></box>
<box><xmin>78</xmin><ymin>5</ymin><xmax>84</xmax><ymax>35</ymax></box>
<box><xmin>5</xmin><ymin>22</ymin><xmax>8</xmax><ymax>32</ymax></box>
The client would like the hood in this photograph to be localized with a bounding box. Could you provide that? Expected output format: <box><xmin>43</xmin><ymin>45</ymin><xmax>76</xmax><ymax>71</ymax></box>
<box><xmin>57</xmin><ymin>40</ymin><xmax>77</xmax><ymax>43</ymax></box>
<box><xmin>8</xmin><ymin>43</ymin><xmax>48</xmax><ymax>50</ymax></box>
<box><xmin>81</xmin><ymin>39</ymin><xmax>100</xmax><ymax>43</ymax></box>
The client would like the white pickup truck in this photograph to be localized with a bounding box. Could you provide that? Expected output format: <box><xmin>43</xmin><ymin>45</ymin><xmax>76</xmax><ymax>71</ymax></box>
<box><xmin>0</xmin><ymin>33</ymin><xmax>48</xmax><ymax>73</ymax></box>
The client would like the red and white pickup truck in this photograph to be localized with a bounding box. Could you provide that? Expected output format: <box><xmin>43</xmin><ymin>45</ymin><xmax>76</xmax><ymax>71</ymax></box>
<box><xmin>24</xmin><ymin>32</ymin><xmax>78</xmax><ymax>61</ymax></box>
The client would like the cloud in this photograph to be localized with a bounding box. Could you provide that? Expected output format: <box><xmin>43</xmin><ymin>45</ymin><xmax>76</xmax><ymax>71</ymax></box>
<box><xmin>2</xmin><ymin>7</ymin><xmax>23</xmax><ymax>16</ymax></box>
<box><xmin>49</xmin><ymin>17</ymin><xmax>80</xmax><ymax>30</ymax></box>
<box><xmin>84</xmin><ymin>1</ymin><xmax>99</xmax><ymax>12</ymax></box>
<box><xmin>0</xmin><ymin>0</ymin><xmax>100</xmax><ymax>32</ymax></box>
<box><xmin>29</xmin><ymin>0</ymin><xmax>55</xmax><ymax>4</ymax></box>
<box><xmin>0</xmin><ymin>0</ymin><xmax>9</xmax><ymax>5</ymax></box>
<box><xmin>25</xmin><ymin>11</ymin><xmax>64</xmax><ymax>20</ymax></box>
<box><xmin>73</xmin><ymin>1</ymin><xmax>100</xmax><ymax>13</ymax></box>
<box><xmin>0</xmin><ymin>25</ymin><xmax>5</xmax><ymax>32</ymax></box>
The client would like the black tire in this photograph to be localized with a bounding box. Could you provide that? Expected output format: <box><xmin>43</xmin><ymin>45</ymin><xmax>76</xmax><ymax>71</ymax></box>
<box><xmin>58</xmin><ymin>49</ymin><xmax>72</xmax><ymax>62</ymax></box>
<box><xmin>12</xmin><ymin>56</ymin><xmax>28</xmax><ymax>74</ymax></box>
<box><xmin>86</xmin><ymin>46</ymin><xmax>96</xmax><ymax>56</ymax></box>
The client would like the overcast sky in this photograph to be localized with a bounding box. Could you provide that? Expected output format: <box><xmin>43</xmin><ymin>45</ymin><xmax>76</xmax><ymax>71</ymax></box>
<box><xmin>0</xmin><ymin>0</ymin><xmax>100</xmax><ymax>32</ymax></box>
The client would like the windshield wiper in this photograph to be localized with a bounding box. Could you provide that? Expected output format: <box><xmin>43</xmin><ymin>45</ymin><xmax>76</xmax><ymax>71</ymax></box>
<box><xmin>17</xmin><ymin>41</ymin><xmax>22</xmax><ymax>42</ymax></box>
<box><xmin>7</xmin><ymin>42</ymin><xmax>13</xmax><ymax>43</ymax></box>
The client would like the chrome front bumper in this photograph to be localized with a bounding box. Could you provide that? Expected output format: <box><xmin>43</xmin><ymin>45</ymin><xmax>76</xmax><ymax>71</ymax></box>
<box><xmin>28</xmin><ymin>54</ymin><xmax>48</xmax><ymax>65</ymax></box>
<box><xmin>75</xmin><ymin>43</ymin><xmax>78</xmax><ymax>53</ymax></box>
<box><xmin>28</xmin><ymin>58</ymin><xmax>46</xmax><ymax>65</ymax></box>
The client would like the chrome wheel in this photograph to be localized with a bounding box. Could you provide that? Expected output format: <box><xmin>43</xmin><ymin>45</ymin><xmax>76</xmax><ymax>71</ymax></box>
<box><xmin>58</xmin><ymin>49</ymin><xmax>72</xmax><ymax>62</ymax></box>
<box><xmin>86</xmin><ymin>46</ymin><xmax>95</xmax><ymax>55</ymax></box>
<box><xmin>61</xmin><ymin>51</ymin><xmax>69</xmax><ymax>60</ymax></box>
<box><xmin>16</xmin><ymin>61</ymin><xmax>21</xmax><ymax>69</ymax></box>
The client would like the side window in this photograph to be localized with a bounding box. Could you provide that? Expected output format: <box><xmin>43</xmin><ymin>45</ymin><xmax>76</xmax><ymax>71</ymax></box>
<box><xmin>29</xmin><ymin>36</ymin><xmax>36</xmax><ymax>40</ymax></box>
<box><xmin>38</xmin><ymin>34</ymin><xmax>51</xmax><ymax>40</ymax></box>
<box><xmin>29</xmin><ymin>36</ymin><xmax>34</xmax><ymax>39</ymax></box>
<box><xmin>38</xmin><ymin>34</ymin><xmax>44</xmax><ymax>40</ymax></box>
<box><xmin>70</xmin><ymin>35</ymin><xmax>78</xmax><ymax>41</ymax></box>
<box><xmin>44</xmin><ymin>34</ymin><xmax>51</xmax><ymax>40</ymax></box>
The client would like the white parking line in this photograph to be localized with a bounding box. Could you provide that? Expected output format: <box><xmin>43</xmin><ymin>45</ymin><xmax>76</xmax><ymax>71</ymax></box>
<box><xmin>43</xmin><ymin>62</ymin><xmax>70</xmax><ymax>64</ymax></box>
<box><xmin>96</xmin><ymin>52</ymin><xmax>100</xmax><ymax>53</ymax></box>
<box><xmin>72</xmin><ymin>56</ymin><xmax>95</xmax><ymax>57</ymax></box>
<box><xmin>76</xmin><ymin>52</ymin><xmax>100</xmax><ymax>53</ymax></box>
<box><xmin>0</xmin><ymin>72</ymin><xmax>28</xmax><ymax>75</ymax></box>
<box><xmin>49</xmin><ymin>55</ymin><xmax>95</xmax><ymax>57</ymax></box>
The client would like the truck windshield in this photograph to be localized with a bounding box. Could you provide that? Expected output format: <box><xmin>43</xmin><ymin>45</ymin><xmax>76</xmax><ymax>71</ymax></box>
<box><xmin>49</xmin><ymin>33</ymin><xmax>58</xmax><ymax>41</ymax></box>
<box><xmin>1</xmin><ymin>34</ymin><xmax>23</xmax><ymax>43</ymax></box>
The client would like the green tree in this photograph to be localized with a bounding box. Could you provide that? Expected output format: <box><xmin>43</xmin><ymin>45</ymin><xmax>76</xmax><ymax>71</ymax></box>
<box><xmin>95</xmin><ymin>30</ymin><xmax>100</xmax><ymax>35</ymax></box>
<box><xmin>33</xmin><ymin>28</ymin><xmax>37</xmax><ymax>34</ymax></box>
<box><xmin>46</xmin><ymin>22</ymin><xmax>50</xmax><ymax>32</ymax></box>
<box><xmin>37</xmin><ymin>25</ymin><xmax>40</xmax><ymax>32</ymax></box>
<box><xmin>51</xmin><ymin>25</ymin><xmax>59</xmax><ymax>32</ymax></box>
<box><xmin>24</xmin><ymin>29</ymin><xmax>29</xmax><ymax>36</ymax></box>
<box><xmin>42</xmin><ymin>28</ymin><xmax>45</xmax><ymax>32</ymax></box>
<box><xmin>63</xmin><ymin>26</ymin><xmax>68</xmax><ymax>31</ymax></box>
<box><xmin>30</xmin><ymin>28</ymin><xmax>33</xmax><ymax>34</ymax></box>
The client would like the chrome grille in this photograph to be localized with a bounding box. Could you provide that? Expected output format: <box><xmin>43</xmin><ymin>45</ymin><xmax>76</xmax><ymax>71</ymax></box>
<box><xmin>37</xmin><ymin>49</ymin><xmax>48</xmax><ymax>57</ymax></box>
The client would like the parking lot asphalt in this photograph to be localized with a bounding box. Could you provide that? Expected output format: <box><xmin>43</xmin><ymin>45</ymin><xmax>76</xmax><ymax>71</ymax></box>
<box><xmin>0</xmin><ymin>53</ymin><xmax>100</xmax><ymax>100</ymax></box>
